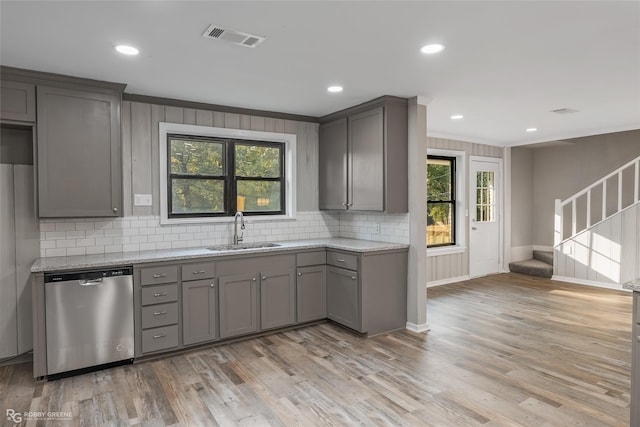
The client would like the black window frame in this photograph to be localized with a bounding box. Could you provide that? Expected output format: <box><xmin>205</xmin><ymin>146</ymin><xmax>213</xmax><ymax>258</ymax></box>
<box><xmin>167</xmin><ymin>134</ymin><xmax>286</xmax><ymax>218</ymax></box>
<box><xmin>427</xmin><ymin>155</ymin><xmax>456</xmax><ymax>248</ymax></box>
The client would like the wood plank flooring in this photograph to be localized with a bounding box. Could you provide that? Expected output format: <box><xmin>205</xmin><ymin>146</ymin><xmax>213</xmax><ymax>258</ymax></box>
<box><xmin>0</xmin><ymin>273</ymin><xmax>632</xmax><ymax>426</ymax></box>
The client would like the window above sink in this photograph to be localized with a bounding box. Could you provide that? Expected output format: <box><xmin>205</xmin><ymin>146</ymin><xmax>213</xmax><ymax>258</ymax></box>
<box><xmin>159</xmin><ymin>123</ymin><xmax>297</xmax><ymax>225</ymax></box>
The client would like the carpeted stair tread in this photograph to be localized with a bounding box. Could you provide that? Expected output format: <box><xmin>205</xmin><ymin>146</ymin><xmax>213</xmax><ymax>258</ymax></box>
<box><xmin>533</xmin><ymin>250</ymin><xmax>553</xmax><ymax>265</ymax></box>
<box><xmin>509</xmin><ymin>259</ymin><xmax>553</xmax><ymax>278</ymax></box>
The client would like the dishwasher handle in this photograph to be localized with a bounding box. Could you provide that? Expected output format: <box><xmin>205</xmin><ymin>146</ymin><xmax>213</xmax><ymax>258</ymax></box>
<box><xmin>79</xmin><ymin>278</ymin><xmax>103</xmax><ymax>286</ymax></box>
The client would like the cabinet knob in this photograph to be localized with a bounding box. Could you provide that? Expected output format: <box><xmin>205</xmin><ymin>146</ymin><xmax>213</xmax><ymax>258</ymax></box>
<box><xmin>113</xmin><ymin>207</ymin><xmax>118</xmax><ymax>213</ymax></box>
<box><xmin>210</xmin><ymin>283</ymin><xmax>215</xmax><ymax>288</ymax></box>
<box><xmin>298</xmin><ymin>272</ymin><xmax>302</xmax><ymax>276</ymax></box>
<box><xmin>252</xmin><ymin>277</ymin><xmax>256</xmax><ymax>281</ymax></box>
<box><xmin>351</xmin><ymin>276</ymin><xmax>356</xmax><ymax>280</ymax></box>
<box><xmin>262</xmin><ymin>276</ymin><xmax>267</xmax><ymax>280</ymax></box>
<box><xmin>637</xmin><ymin>336</ymin><xmax>640</xmax><ymax>343</ymax></box>
<box><xmin>342</xmin><ymin>202</ymin><xmax>348</xmax><ymax>207</ymax></box>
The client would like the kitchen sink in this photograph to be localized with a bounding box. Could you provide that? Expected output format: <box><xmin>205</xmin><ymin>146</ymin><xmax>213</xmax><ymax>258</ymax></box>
<box><xmin>207</xmin><ymin>242</ymin><xmax>281</xmax><ymax>251</ymax></box>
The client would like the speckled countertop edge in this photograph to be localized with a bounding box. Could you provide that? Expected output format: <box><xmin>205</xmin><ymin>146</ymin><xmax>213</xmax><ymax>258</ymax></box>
<box><xmin>623</xmin><ymin>280</ymin><xmax>640</xmax><ymax>292</ymax></box>
<box><xmin>31</xmin><ymin>238</ymin><xmax>410</xmax><ymax>273</ymax></box>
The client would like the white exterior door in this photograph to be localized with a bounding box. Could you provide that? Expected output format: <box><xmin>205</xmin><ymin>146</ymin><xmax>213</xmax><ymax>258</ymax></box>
<box><xmin>469</xmin><ymin>157</ymin><xmax>502</xmax><ymax>277</ymax></box>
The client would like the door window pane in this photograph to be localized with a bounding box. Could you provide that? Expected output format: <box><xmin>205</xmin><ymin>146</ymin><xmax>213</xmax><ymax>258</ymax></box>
<box><xmin>476</xmin><ymin>171</ymin><xmax>495</xmax><ymax>222</ymax></box>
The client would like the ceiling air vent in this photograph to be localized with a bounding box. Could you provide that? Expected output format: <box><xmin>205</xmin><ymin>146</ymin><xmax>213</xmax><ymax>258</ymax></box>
<box><xmin>202</xmin><ymin>24</ymin><xmax>266</xmax><ymax>48</ymax></box>
<box><xmin>550</xmin><ymin>108</ymin><xmax>579</xmax><ymax>114</ymax></box>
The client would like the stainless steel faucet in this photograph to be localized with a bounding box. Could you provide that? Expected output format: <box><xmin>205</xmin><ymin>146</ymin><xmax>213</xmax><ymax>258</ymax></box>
<box><xmin>233</xmin><ymin>211</ymin><xmax>245</xmax><ymax>245</ymax></box>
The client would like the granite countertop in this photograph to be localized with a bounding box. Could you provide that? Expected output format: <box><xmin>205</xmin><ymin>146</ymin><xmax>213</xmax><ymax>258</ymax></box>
<box><xmin>31</xmin><ymin>238</ymin><xmax>409</xmax><ymax>273</ymax></box>
<box><xmin>623</xmin><ymin>278</ymin><xmax>640</xmax><ymax>292</ymax></box>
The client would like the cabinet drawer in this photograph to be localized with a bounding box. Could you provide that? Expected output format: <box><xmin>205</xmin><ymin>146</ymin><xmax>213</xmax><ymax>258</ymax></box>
<box><xmin>141</xmin><ymin>266</ymin><xmax>178</xmax><ymax>285</ymax></box>
<box><xmin>182</xmin><ymin>262</ymin><xmax>215</xmax><ymax>281</ymax></box>
<box><xmin>297</xmin><ymin>251</ymin><xmax>326</xmax><ymax>267</ymax></box>
<box><xmin>141</xmin><ymin>284</ymin><xmax>178</xmax><ymax>306</ymax></box>
<box><xmin>327</xmin><ymin>251</ymin><xmax>358</xmax><ymax>270</ymax></box>
<box><xmin>141</xmin><ymin>302</ymin><xmax>178</xmax><ymax>329</ymax></box>
<box><xmin>141</xmin><ymin>324</ymin><xmax>179</xmax><ymax>354</ymax></box>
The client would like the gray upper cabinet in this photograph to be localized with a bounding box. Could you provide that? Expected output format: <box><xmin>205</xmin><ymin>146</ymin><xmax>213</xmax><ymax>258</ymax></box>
<box><xmin>37</xmin><ymin>85</ymin><xmax>122</xmax><ymax>217</ymax></box>
<box><xmin>182</xmin><ymin>279</ymin><xmax>218</xmax><ymax>345</ymax></box>
<box><xmin>260</xmin><ymin>269</ymin><xmax>295</xmax><ymax>330</ymax></box>
<box><xmin>319</xmin><ymin>97</ymin><xmax>408</xmax><ymax>213</ymax></box>
<box><xmin>219</xmin><ymin>272</ymin><xmax>259</xmax><ymax>339</ymax></box>
<box><xmin>0</xmin><ymin>80</ymin><xmax>36</xmax><ymax>123</ymax></box>
<box><xmin>319</xmin><ymin>118</ymin><xmax>348</xmax><ymax>210</ymax></box>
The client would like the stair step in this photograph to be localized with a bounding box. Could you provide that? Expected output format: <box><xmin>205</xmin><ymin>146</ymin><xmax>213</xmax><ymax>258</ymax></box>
<box><xmin>533</xmin><ymin>250</ymin><xmax>553</xmax><ymax>265</ymax></box>
<box><xmin>509</xmin><ymin>259</ymin><xmax>553</xmax><ymax>278</ymax></box>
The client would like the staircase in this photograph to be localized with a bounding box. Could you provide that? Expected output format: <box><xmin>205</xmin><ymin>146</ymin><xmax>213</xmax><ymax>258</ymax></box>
<box><xmin>509</xmin><ymin>250</ymin><xmax>553</xmax><ymax>278</ymax></box>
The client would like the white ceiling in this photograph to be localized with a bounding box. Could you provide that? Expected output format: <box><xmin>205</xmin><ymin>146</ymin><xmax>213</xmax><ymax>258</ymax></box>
<box><xmin>1</xmin><ymin>1</ymin><xmax>639</xmax><ymax>147</ymax></box>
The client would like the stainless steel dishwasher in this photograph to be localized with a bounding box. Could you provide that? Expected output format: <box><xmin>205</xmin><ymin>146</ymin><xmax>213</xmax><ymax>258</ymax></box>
<box><xmin>45</xmin><ymin>267</ymin><xmax>134</xmax><ymax>376</ymax></box>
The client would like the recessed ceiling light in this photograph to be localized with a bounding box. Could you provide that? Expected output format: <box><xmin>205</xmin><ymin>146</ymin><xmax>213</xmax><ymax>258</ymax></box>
<box><xmin>327</xmin><ymin>86</ymin><xmax>343</xmax><ymax>93</ymax></box>
<box><xmin>420</xmin><ymin>44</ymin><xmax>445</xmax><ymax>54</ymax></box>
<box><xmin>526</xmin><ymin>128</ymin><xmax>538</xmax><ymax>132</ymax></box>
<box><xmin>115</xmin><ymin>45</ymin><xmax>139</xmax><ymax>56</ymax></box>
<box><xmin>450</xmin><ymin>114</ymin><xmax>464</xmax><ymax>120</ymax></box>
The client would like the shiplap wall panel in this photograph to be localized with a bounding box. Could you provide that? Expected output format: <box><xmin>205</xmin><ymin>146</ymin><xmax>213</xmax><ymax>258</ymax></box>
<box><xmin>150</xmin><ymin>105</ymin><xmax>165</xmax><ymax>216</ymax></box>
<box><xmin>121</xmin><ymin>101</ymin><xmax>133</xmax><ymax>217</ymax></box>
<box><xmin>426</xmin><ymin>136</ymin><xmax>503</xmax><ymax>283</ymax></box>
<box><xmin>122</xmin><ymin>101</ymin><xmax>319</xmax><ymax>216</ymax></box>
<box><xmin>130</xmin><ymin>102</ymin><xmax>153</xmax><ymax>217</ymax></box>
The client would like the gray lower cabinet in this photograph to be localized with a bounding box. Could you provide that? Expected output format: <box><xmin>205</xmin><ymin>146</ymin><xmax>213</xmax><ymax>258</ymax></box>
<box><xmin>219</xmin><ymin>273</ymin><xmax>259</xmax><ymax>339</ymax></box>
<box><xmin>632</xmin><ymin>292</ymin><xmax>639</xmax><ymax>426</ymax></box>
<box><xmin>136</xmin><ymin>265</ymin><xmax>180</xmax><ymax>355</ymax></box>
<box><xmin>297</xmin><ymin>266</ymin><xmax>327</xmax><ymax>323</ymax></box>
<box><xmin>36</xmin><ymin>85</ymin><xmax>122</xmax><ymax>217</ymax></box>
<box><xmin>182</xmin><ymin>279</ymin><xmax>218</xmax><ymax>345</ymax></box>
<box><xmin>0</xmin><ymin>80</ymin><xmax>35</xmax><ymax>122</ymax></box>
<box><xmin>261</xmin><ymin>269</ymin><xmax>296</xmax><ymax>330</ymax></box>
<box><xmin>327</xmin><ymin>266</ymin><xmax>360</xmax><ymax>331</ymax></box>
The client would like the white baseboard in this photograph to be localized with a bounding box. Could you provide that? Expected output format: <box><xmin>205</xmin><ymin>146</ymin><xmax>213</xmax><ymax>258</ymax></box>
<box><xmin>427</xmin><ymin>275</ymin><xmax>470</xmax><ymax>288</ymax></box>
<box><xmin>552</xmin><ymin>275</ymin><xmax>631</xmax><ymax>292</ymax></box>
<box><xmin>534</xmin><ymin>245</ymin><xmax>553</xmax><ymax>252</ymax></box>
<box><xmin>406</xmin><ymin>322</ymin><xmax>430</xmax><ymax>333</ymax></box>
<box><xmin>510</xmin><ymin>246</ymin><xmax>533</xmax><ymax>263</ymax></box>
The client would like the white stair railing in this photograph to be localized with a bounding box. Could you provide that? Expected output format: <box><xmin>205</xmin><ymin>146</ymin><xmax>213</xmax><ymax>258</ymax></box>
<box><xmin>554</xmin><ymin>155</ymin><xmax>640</xmax><ymax>246</ymax></box>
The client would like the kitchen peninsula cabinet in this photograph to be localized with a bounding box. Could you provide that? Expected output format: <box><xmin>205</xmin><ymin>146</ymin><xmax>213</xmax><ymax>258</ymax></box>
<box><xmin>37</xmin><ymin>85</ymin><xmax>122</xmax><ymax>217</ymax></box>
<box><xmin>319</xmin><ymin>96</ymin><xmax>408</xmax><ymax>213</ymax></box>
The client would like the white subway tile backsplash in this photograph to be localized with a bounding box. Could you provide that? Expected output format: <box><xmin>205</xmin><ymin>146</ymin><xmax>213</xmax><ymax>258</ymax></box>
<box><xmin>38</xmin><ymin>211</ymin><xmax>411</xmax><ymax>257</ymax></box>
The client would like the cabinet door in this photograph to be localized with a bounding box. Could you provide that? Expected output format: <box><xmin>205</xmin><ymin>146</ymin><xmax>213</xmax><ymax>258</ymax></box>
<box><xmin>0</xmin><ymin>80</ymin><xmax>35</xmax><ymax>122</ymax></box>
<box><xmin>183</xmin><ymin>279</ymin><xmax>218</xmax><ymax>345</ymax></box>
<box><xmin>261</xmin><ymin>269</ymin><xmax>295</xmax><ymax>330</ymax></box>
<box><xmin>297</xmin><ymin>266</ymin><xmax>326</xmax><ymax>323</ymax></box>
<box><xmin>37</xmin><ymin>85</ymin><xmax>122</xmax><ymax>217</ymax></box>
<box><xmin>219</xmin><ymin>273</ymin><xmax>258</xmax><ymax>339</ymax></box>
<box><xmin>349</xmin><ymin>107</ymin><xmax>384</xmax><ymax>211</ymax></box>
<box><xmin>319</xmin><ymin>118</ymin><xmax>348</xmax><ymax>210</ymax></box>
<box><xmin>0</xmin><ymin>165</ymin><xmax>17</xmax><ymax>358</ymax></box>
<box><xmin>326</xmin><ymin>266</ymin><xmax>359</xmax><ymax>331</ymax></box>
<box><xmin>633</xmin><ymin>294</ymin><xmax>640</xmax><ymax>427</ymax></box>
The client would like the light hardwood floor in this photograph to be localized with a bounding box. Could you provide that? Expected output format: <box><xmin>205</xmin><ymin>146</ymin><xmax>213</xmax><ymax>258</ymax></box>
<box><xmin>0</xmin><ymin>273</ymin><xmax>632</xmax><ymax>426</ymax></box>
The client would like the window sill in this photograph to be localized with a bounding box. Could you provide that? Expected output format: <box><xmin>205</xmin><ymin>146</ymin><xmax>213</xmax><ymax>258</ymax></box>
<box><xmin>160</xmin><ymin>214</ymin><xmax>296</xmax><ymax>226</ymax></box>
<box><xmin>427</xmin><ymin>246</ymin><xmax>466</xmax><ymax>257</ymax></box>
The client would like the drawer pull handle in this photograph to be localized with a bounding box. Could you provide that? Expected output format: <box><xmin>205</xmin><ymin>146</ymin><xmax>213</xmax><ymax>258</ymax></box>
<box><xmin>152</xmin><ymin>334</ymin><xmax>166</xmax><ymax>339</ymax></box>
<box><xmin>337</xmin><ymin>258</ymin><xmax>345</xmax><ymax>263</ymax></box>
<box><xmin>351</xmin><ymin>276</ymin><xmax>356</xmax><ymax>280</ymax></box>
<box><xmin>153</xmin><ymin>311</ymin><xmax>167</xmax><ymax>316</ymax></box>
<box><xmin>152</xmin><ymin>273</ymin><xmax>167</xmax><ymax>279</ymax></box>
<box><xmin>153</xmin><ymin>292</ymin><xmax>168</xmax><ymax>297</ymax></box>
<box><xmin>192</xmin><ymin>270</ymin><xmax>206</xmax><ymax>275</ymax></box>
